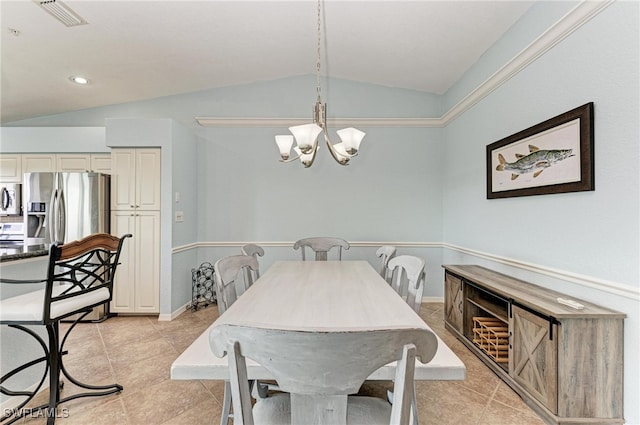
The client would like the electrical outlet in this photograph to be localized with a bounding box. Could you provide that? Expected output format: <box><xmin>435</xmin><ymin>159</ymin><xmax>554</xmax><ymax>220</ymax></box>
<box><xmin>175</xmin><ymin>211</ymin><xmax>184</xmax><ymax>222</ymax></box>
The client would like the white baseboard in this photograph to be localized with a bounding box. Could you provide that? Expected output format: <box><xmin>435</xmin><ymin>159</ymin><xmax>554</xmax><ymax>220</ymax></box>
<box><xmin>421</xmin><ymin>297</ymin><xmax>444</xmax><ymax>303</ymax></box>
<box><xmin>158</xmin><ymin>301</ymin><xmax>191</xmax><ymax>321</ymax></box>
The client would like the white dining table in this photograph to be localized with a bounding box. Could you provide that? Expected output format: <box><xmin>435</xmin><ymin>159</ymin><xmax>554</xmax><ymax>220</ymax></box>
<box><xmin>171</xmin><ymin>260</ymin><xmax>465</xmax><ymax>382</ymax></box>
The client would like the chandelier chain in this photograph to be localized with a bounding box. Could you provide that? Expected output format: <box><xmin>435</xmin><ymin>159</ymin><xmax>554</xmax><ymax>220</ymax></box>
<box><xmin>316</xmin><ymin>0</ymin><xmax>322</xmax><ymax>103</ymax></box>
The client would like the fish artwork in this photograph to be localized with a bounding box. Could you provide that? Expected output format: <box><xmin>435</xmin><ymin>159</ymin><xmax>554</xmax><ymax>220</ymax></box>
<box><xmin>496</xmin><ymin>144</ymin><xmax>574</xmax><ymax>180</ymax></box>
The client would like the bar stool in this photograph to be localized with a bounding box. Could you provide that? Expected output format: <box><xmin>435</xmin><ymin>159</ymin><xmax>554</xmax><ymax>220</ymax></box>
<box><xmin>0</xmin><ymin>233</ymin><xmax>131</xmax><ymax>424</ymax></box>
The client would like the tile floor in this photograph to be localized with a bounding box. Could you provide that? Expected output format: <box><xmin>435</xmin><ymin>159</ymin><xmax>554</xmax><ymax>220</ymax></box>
<box><xmin>14</xmin><ymin>303</ymin><xmax>546</xmax><ymax>425</ymax></box>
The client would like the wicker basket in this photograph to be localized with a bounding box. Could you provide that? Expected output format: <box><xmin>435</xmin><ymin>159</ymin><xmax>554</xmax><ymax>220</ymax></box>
<box><xmin>472</xmin><ymin>316</ymin><xmax>509</xmax><ymax>364</ymax></box>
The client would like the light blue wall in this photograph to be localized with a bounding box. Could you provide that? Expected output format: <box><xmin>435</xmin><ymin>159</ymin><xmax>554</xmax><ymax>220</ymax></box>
<box><xmin>197</xmin><ymin>126</ymin><xmax>442</xmax><ymax>241</ymax></box>
<box><xmin>442</xmin><ymin>2</ymin><xmax>639</xmax><ymax>423</ymax></box>
<box><xmin>170</xmin><ymin>122</ymin><xmax>198</xmax><ymax>312</ymax></box>
<box><xmin>0</xmin><ymin>127</ymin><xmax>107</xmax><ymax>152</ymax></box>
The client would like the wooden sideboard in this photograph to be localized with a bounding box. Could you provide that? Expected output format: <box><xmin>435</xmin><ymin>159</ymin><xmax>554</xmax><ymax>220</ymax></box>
<box><xmin>442</xmin><ymin>264</ymin><xmax>625</xmax><ymax>425</ymax></box>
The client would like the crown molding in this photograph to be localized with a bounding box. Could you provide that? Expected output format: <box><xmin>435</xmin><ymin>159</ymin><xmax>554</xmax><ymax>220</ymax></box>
<box><xmin>194</xmin><ymin>117</ymin><xmax>443</xmax><ymax>128</ymax></box>
<box><xmin>196</xmin><ymin>1</ymin><xmax>612</xmax><ymax>130</ymax></box>
<box><xmin>441</xmin><ymin>0</ymin><xmax>614</xmax><ymax>124</ymax></box>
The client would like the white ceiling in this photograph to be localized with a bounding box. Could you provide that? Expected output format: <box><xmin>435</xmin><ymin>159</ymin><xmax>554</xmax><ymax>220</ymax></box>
<box><xmin>0</xmin><ymin>0</ymin><xmax>533</xmax><ymax>124</ymax></box>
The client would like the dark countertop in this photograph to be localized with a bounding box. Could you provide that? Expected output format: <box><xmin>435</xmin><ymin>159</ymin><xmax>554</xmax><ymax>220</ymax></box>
<box><xmin>0</xmin><ymin>243</ymin><xmax>50</xmax><ymax>263</ymax></box>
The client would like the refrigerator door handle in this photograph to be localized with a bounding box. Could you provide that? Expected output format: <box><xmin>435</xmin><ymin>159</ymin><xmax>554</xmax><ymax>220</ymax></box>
<box><xmin>49</xmin><ymin>188</ymin><xmax>58</xmax><ymax>243</ymax></box>
<box><xmin>57</xmin><ymin>188</ymin><xmax>66</xmax><ymax>243</ymax></box>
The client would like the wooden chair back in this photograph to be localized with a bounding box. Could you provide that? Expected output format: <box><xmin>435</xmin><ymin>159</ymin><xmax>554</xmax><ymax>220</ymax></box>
<box><xmin>213</xmin><ymin>255</ymin><xmax>259</xmax><ymax>314</ymax></box>
<box><xmin>293</xmin><ymin>237</ymin><xmax>350</xmax><ymax>261</ymax></box>
<box><xmin>376</xmin><ymin>245</ymin><xmax>397</xmax><ymax>283</ymax></box>
<box><xmin>43</xmin><ymin>232</ymin><xmax>131</xmax><ymax>324</ymax></box>
<box><xmin>209</xmin><ymin>325</ymin><xmax>438</xmax><ymax>425</ymax></box>
<box><xmin>240</xmin><ymin>244</ymin><xmax>264</xmax><ymax>279</ymax></box>
<box><xmin>388</xmin><ymin>255</ymin><xmax>426</xmax><ymax>314</ymax></box>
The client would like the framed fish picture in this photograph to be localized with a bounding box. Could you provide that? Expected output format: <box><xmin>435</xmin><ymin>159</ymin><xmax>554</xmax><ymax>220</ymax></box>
<box><xmin>486</xmin><ymin>102</ymin><xmax>594</xmax><ymax>199</ymax></box>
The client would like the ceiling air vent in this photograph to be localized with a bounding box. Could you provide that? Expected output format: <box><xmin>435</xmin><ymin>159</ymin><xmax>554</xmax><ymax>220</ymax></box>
<box><xmin>33</xmin><ymin>0</ymin><xmax>88</xmax><ymax>27</ymax></box>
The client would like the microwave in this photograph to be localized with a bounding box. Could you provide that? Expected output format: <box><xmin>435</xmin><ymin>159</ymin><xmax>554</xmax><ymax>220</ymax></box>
<box><xmin>0</xmin><ymin>183</ymin><xmax>22</xmax><ymax>216</ymax></box>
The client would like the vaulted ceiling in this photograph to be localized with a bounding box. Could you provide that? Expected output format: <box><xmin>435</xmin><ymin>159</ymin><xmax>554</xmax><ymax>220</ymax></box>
<box><xmin>0</xmin><ymin>1</ymin><xmax>533</xmax><ymax>124</ymax></box>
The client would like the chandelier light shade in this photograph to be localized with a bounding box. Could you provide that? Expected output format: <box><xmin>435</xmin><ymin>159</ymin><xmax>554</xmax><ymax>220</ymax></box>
<box><xmin>288</xmin><ymin>123</ymin><xmax>323</xmax><ymax>154</ymax></box>
<box><xmin>275</xmin><ymin>135</ymin><xmax>294</xmax><ymax>160</ymax></box>
<box><xmin>336</xmin><ymin>127</ymin><xmax>366</xmax><ymax>155</ymax></box>
<box><xmin>275</xmin><ymin>0</ymin><xmax>366</xmax><ymax>168</ymax></box>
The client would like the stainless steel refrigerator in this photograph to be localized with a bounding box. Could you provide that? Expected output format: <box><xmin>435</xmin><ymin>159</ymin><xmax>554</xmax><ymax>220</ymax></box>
<box><xmin>23</xmin><ymin>172</ymin><xmax>111</xmax><ymax>320</ymax></box>
<box><xmin>23</xmin><ymin>172</ymin><xmax>110</xmax><ymax>245</ymax></box>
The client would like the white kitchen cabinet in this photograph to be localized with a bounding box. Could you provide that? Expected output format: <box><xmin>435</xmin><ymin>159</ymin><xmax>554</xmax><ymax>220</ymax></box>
<box><xmin>0</xmin><ymin>154</ymin><xmax>22</xmax><ymax>183</ymax></box>
<box><xmin>110</xmin><ymin>148</ymin><xmax>161</xmax><ymax>314</ymax></box>
<box><xmin>111</xmin><ymin>149</ymin><xmax>160</xmax><ymax>211</ymax></box>
<box><xmin>57</xmin><ymin>153</ymin><xmax>111</xmax><ymax>173</ymax></box>
<box><xmin>90</xmin><ymin>154</ymin><xmax>111</xmax><ymax>174</ymax></box>
<box><xmin>22</xmin><ymin>154</ymin><xmax>56</xmax><ymax>173</ymax></box>
<box><xmin>56</xmin><ymin>154</ymin><xmax>91</xmax><ymax>171</ymax></box>
<box><xmin>110</xmin><ymin>210</ymin><xmax>160</xmax><ymax>313</ymax></box>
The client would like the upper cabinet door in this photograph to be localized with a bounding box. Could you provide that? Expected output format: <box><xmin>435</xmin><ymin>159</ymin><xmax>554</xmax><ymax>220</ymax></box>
<box><xmin>111</xmin><ymin>149</ymin><xmax>137</xmax><ymax>211</ymax></box>
<box><xmin>111</xmin><ymin>148</ymin><xmax>160</xmax><ymax>211</ymax></box>
<box><xmin>90</xmin><ymin>154</ymin><xmax>111</xmax><ymax>174</ymax></box>
<box><xmin>0</xmin><ymin>154</ymin><xmax>22</xmax><ymax>183</ymax></box>
<box><xmin>23</xmin><ymin>154</ymin><xmax>56</xmax><ymax>173</ymax></box>
<box><xmin>135</xmin><ymin>149</ymin><xmax>161</xmax><ymax>210</ymax></box>
<box><xmin>57</xmin><ymin>154</ymin><xmax>91</xmax><ymax>172</ymax></box>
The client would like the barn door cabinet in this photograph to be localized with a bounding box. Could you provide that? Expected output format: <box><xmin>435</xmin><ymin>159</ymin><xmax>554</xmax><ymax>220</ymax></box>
<box><xmin>442</xmin><ymin>265</ymin><xmax>625</xmax><ymax>425</ymax></box>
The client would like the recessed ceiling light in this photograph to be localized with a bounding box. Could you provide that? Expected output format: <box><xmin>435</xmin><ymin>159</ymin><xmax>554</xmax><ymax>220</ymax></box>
<box><xmin>70</xmin><ymin>76</ymin><xmax>89</xmax><ymax>85</ymax></box>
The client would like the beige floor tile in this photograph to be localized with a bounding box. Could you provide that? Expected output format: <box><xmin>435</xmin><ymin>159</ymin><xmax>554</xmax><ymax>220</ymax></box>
<box><xmin>449</xmin><ymin>345</ymin><xmax>502</xmax><ymax>396</ymax></box>
<box><xmin>62</xmin><ymin>351</ymin><xmax>115</xmax><ymax>385</ymax></box>
<box><xmin>159</xmin><ymin>396</ymin><xmax>222</xmax><ymax>425</ymax></box>
<box><xmin>98</xmin><ymin>316</ymin><xmax>160</xmax><ymax>349</ymax></box>
<box><xmin>162</xmin><ymin>327</ymin><xmax>210</xmax><ymax>353</ymax></box>
<box><xmin>201</xmin><ymin>379</ymin><xmax>226</xmax><ymax>405</ymax></box>
<box><xmin>492</xmin><ymin>380</ymin><xmax>535</xmax><ymax>415</ymax></box>
<box><xmin>478</xmin><ymin>399</ymin><xmax>547</xmax><ymax>425</ymax></box>
<box><xmin>112</xmin><ymin>351</ymin><xmax>177</xmax><ymax>396</ymax></box>
<box><xmin>54</xmin><ymin>398</ymin><xmax>128</xmax><ymax>425</ymax></box>
<box><xmin>121</xmin><ymin>379</ymin><xmax>212</xmax><ymax>425</ymax></box>
<box><xmin>105</xmin><ymin>334</ymin><xmax>176</xmax><ymax>366</ymax></box>
<box><xmin>415</xmin><ymin>380</ymin><xmax>488</xmax><ymax>425</ymax></box>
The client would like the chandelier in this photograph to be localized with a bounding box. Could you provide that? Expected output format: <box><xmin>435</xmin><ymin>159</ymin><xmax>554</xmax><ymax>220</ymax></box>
<box><xmin>274</xmin><ymin>0</ymin><xmax>365</xmax><ymax>167</ymax></box>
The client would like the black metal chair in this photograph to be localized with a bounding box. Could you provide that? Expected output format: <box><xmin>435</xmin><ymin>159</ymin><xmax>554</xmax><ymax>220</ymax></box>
<box><xmin>0</xmin><ymin>233</ymin><xmax>131</xmax><ymax>424</ymax></box>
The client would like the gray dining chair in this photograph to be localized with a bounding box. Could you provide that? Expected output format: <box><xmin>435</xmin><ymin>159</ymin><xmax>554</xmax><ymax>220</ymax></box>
<box><xmin>376</xmin><ymin>245</ymin><xmax>397</xmax><ymax>284</ymax></box>
<box><xmin>241</xmin><ymin>244</ymin><xmax>265</xmax><ymax>279</ymax></box>
<box><xmin>209</xmin><ymin>324</ymin><xmax>438</xmax><ymax>425</ymax></box>
<box><xmin>213</xmin><ymin>254</ymin><xmax>262</xmax><ymax>425</ymax></box>
<box><xmin>293</xmin><ymin>237</ymin><xmax>350</xmax><ymax>261</ymax></box>
<box><xmin>387</xmin><ymin>255</ymin><xmax>426</xmax><ymax>314</ymax></box>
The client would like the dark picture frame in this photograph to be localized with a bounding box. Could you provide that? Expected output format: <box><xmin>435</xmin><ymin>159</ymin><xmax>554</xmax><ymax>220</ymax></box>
<box><xmin>486</xmin><ymin>102</ymin><xmax>594</xmax><ymax>199</ymax></box>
